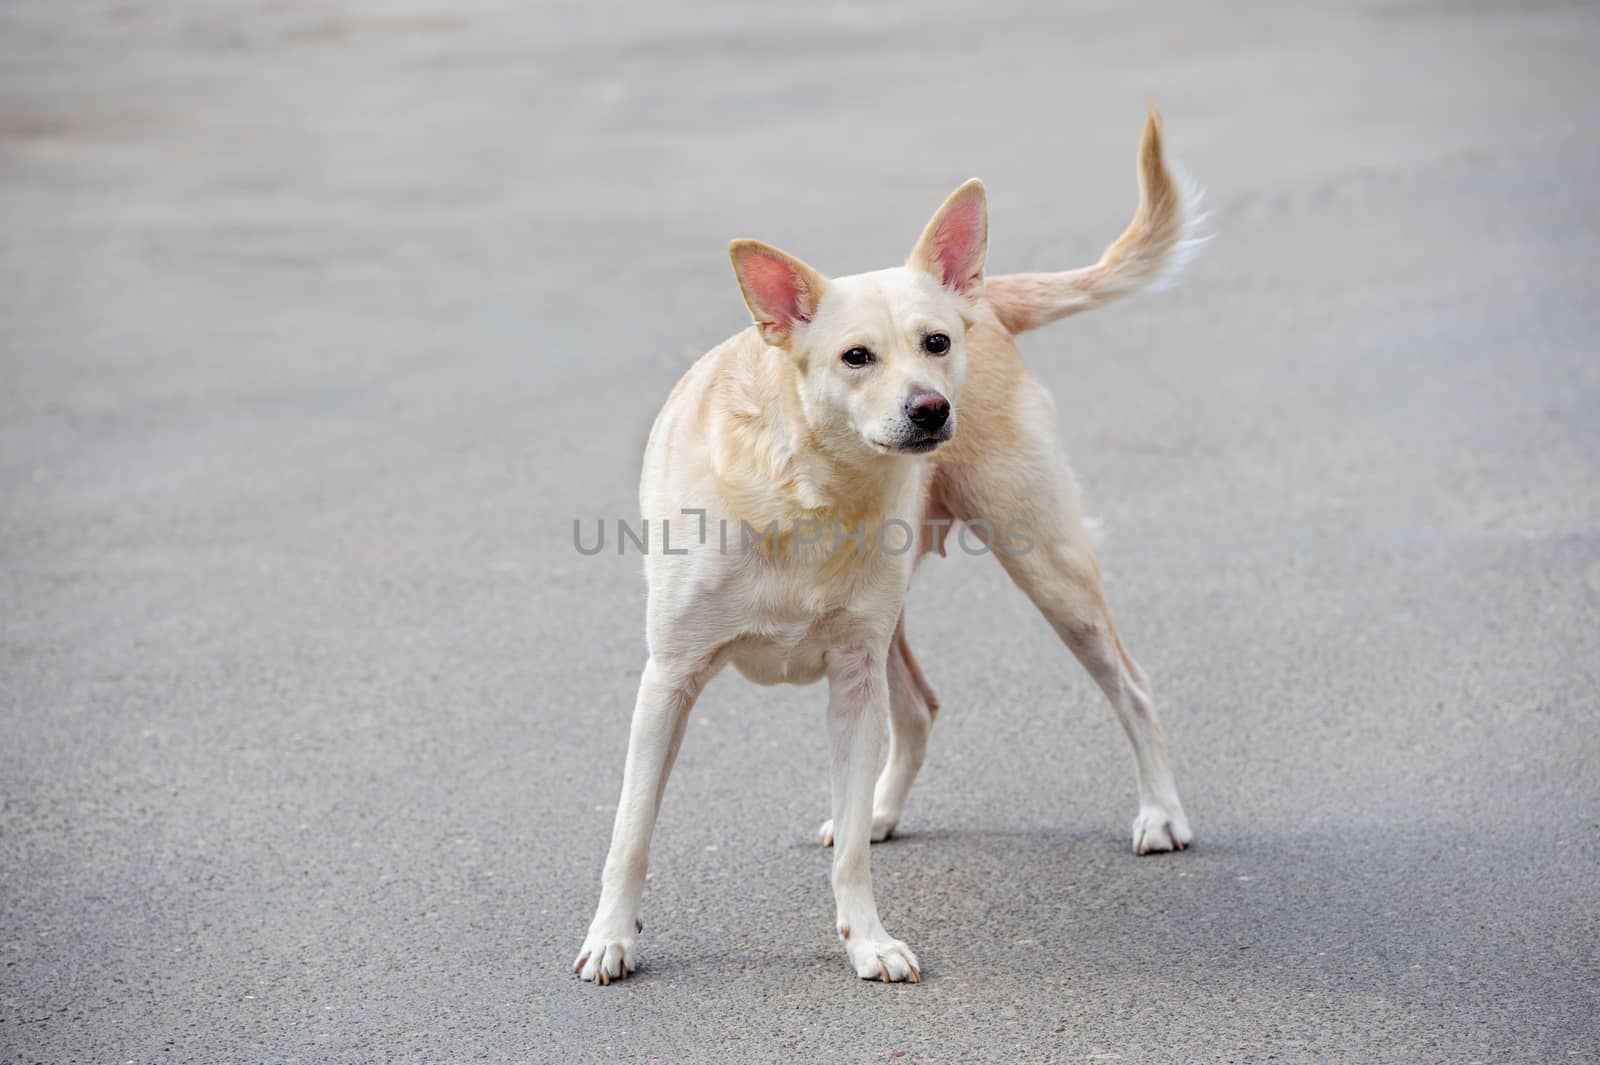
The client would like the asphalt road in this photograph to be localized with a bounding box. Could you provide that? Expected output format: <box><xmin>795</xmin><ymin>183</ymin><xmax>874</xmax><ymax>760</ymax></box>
<box><xmin>3</xmin><ymin>2</ymin><xmax>1598</xmax><ymax>1063</ymax></box>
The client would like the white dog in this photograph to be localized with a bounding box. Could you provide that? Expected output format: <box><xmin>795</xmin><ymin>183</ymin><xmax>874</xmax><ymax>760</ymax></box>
<box><xmin>575</xmin><ymin>106</ymin><xmax>1203</xmax><ymax>984</ymax></box>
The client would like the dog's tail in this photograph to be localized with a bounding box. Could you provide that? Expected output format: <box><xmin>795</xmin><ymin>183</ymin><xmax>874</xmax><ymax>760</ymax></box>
<box><xmin>983</xmin><ymin>104</ymin><xmax>1207</xmax><ymax>335</ymax></box>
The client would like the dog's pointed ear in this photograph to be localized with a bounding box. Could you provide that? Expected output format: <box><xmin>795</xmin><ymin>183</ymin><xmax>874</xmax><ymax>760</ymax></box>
<box><xmin>729</xmin><ymin>239</ymin><xmax>829</xmax><ymax>348</ymax></box>
<box><xmin>907</xmin><ymin>179</ymin><xmax>987</xmax><ymax>296</ymax></box>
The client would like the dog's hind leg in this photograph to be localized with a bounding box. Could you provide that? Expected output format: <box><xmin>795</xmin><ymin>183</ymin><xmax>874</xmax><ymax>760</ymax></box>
<box><xmin>1011</xmin><ymin>542</ymin><xmax>1191</xmax><ymax>854</ymax></box>
<box><xmin>943</xmin><ymin>376</ymin><xmax>1192</xmax><ymax>855</ymax></box>
<box><xmin>818</xmin><ymin>615</ymin><xmax>938</xmax><ymax>846</ymax></box>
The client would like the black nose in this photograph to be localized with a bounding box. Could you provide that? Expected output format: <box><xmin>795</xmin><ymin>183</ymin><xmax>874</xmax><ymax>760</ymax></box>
<box><xmin>906</xmin><ymin>391</ymin><xmax>950</xmax><ymax>431</ymax></box>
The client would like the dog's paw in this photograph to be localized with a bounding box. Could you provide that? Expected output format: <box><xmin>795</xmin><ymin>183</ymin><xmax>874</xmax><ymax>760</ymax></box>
<box><xmin>844</xmin><ymin>932</ymin><xmax>921</xmax><ymax>983</ymax></box>
<box><xmin>573</xmin><ymin>924</ymin><xmax>640</xmax><ymax>985</ymax></box>
<box><xmin>817</xmin><ymin>814</ymin><xmax>897</xmax><ymax>847</ymax></box>
<box><xmin>1132</xmin><ymin>805</ymin><xmax>1193</xmax><ymax>855</ymax></box>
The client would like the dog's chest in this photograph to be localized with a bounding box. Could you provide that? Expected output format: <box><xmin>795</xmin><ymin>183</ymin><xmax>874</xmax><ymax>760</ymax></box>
<box><xmin>726</xmin><ymin>622</ymin><xmax>831</xmax><ymax>686</ymax></box>
<box><xmin>721</xmin><ymin>545</ymin><xmax>907</xmax><ymax>687</ymax></box>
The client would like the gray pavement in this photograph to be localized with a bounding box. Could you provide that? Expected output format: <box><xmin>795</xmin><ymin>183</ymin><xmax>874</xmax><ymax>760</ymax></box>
<box><xmin>3</xmin><ymin>2</ymin><xmax>1599</xmax><ymax>1062</ymax></box>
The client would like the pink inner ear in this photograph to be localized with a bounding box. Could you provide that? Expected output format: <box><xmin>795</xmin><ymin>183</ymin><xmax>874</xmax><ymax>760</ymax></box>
<box><xmin>743</xmin><ymin>252</ymin><xmax>812</xmax><ymax>327</ymax></box>
<box><xmin>928</xmin><ymin>199</ymin><xmax>983</xmax><ymax>292</ymax></box>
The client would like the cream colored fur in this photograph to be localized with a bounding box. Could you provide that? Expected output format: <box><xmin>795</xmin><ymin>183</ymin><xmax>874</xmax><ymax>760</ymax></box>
<box><xmin>575</xmin><ymin>106</ymin><xmax>1201</xmax><ymax>985</ymax></box>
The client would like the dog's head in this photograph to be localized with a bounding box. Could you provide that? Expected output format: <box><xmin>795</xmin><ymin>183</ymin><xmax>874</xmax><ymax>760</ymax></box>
<box><xmin>729</xmin><ymin>180</ymin><xmax>987</xmax><ymax>459</ymax></box>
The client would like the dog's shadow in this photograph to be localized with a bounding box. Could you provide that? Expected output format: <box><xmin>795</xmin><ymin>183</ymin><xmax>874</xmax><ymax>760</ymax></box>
<box><xmin>618</xmin><ymin>813</ymin><xmax>1550</xmax><ymax>1042</ymax></box>
<box><xmin>745</xmin><ymin>819</ymin><xmax>1527</xmax><ymax>1002</ymax></box>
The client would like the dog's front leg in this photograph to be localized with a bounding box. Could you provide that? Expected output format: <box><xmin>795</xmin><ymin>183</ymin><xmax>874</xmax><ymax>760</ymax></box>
<box><xmin>574</xmin><ymin>655</ymin><xmax>707</xmax><ymax>984</ymax></box>
<box><xmin>826</xmin><ymin>642</ymin><xmax>921</xmax><ymax>982</ymax></box>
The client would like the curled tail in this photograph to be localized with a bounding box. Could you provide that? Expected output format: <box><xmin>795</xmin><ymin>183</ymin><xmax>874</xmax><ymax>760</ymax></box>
<box><xmin>983</xmin><ymin>104</ymin><xmax>1207</xmax><ymax>335</ymax></box>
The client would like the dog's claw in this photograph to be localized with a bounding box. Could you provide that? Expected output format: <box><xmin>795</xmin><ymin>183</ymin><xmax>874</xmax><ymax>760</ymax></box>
<box><xmin>574</xmin><ymin>932</ymin><xmax>640</xmax><ymax>984</ymax></box>
<box><xmin>817</xmin><ymin>815</ymin><xmax>898</xmax><ymax>847</ymax></box>
<box><xmin>1132</xmin><ymin>806</ymin><xmax>1193</xmax><ymax>855</ymax></box>
<box><xmin>848</xmin><ymin>935</ymin><xmax>921</xmax><ymax>983</ymax></box>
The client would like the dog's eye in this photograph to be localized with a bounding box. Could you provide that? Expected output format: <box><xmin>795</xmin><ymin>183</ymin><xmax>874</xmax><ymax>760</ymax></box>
<box><xmin>923</xmin><ymin>333</ymin><xmax>951</xmax><ymax>355</ymax></box>
<box><xmin>841</xmin><ymin>346</ymin><xmax>874</xmax><ymax>367</ymax></box>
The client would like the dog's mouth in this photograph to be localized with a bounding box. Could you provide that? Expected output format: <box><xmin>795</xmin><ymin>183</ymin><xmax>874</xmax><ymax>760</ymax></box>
<box><xmin>871</xmin><ymin>429</ymin><xmax>953</xmax><ymax>456</ymax></box>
